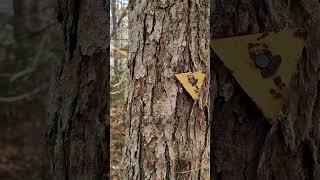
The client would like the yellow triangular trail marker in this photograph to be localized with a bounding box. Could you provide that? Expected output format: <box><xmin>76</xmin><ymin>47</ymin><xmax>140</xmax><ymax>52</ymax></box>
<box><xmin>175</xmin><ymin>71</ymin><xmax>206</xmax><ymax>100</ymax></box>
<box><xmin>211</xmin><ymin>28</ymin><xmax>305</xmax><ymax>122</ymax></box>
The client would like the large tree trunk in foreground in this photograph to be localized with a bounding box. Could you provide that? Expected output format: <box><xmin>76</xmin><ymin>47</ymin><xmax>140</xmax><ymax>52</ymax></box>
<box><xmin>123</xmin><ymin>0</ymin><xmax>209</xmax><ymax>179</ymax></box>
<box><xmin>211</xmin><ymin>0</ymin><xmax>320</xmax><ymax>179</ymax></box>
<box><xmin>47</xmin><ymin>0</ymin><xmax>109</xmax><ymax>179</ymax></box>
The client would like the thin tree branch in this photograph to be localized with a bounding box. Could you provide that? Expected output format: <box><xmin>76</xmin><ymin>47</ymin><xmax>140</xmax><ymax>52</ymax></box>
<box><xmin>10</xmin><ymin>35</ymin><xmax>48</xmax><ymax>82</ymax></box>
<box><xmin>111</xmin><ymin>88</ymin><xmax>125</xmax><ymax>95</ymax></box>
<box><xmin>0</xmin><ymin>83</ymin><xmax>48</xmax><ymax>103</ymax></box>
<box><xmin>112</xmin><ymin>72</ymin><xmax>127</xmax><ymax>88</ymax></box>
<box><xmin>15</xmin><ymin>22</ymin><xmax>58</xmax><ymax>41</ymax></box>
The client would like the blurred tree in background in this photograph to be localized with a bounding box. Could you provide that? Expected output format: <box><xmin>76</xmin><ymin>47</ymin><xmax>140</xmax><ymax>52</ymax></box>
<box><xmin>0</xmin><ymin>0</ymin><xmax>61</xmax><ymax>179</ymax></box>
<box><xmin>0</xmin><ymin>0</ymin><xmax>128</xmax><ymax>178</ymax></box>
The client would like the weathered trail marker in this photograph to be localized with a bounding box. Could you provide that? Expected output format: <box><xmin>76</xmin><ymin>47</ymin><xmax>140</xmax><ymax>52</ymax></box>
<box><xmin>175</xmin><ymin>71</ymin><xmax>206</xmax><ymax>100</ymax></box>
<box><xmin>211</xmin><ymin>28</ymin><xmax>305</xmax><ymax>122</ymax></box>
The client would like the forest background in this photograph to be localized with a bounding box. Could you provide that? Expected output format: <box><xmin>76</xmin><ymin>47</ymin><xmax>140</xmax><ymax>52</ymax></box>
<box><xmin>0</xmin><ymin>0</ymin><xmax>127</xmax><ymax>179</ymax></box>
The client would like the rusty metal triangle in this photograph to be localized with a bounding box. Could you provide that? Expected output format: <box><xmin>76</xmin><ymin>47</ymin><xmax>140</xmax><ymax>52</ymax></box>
<box><xmin>175</xmin><ymin>71</ymin><xmax>206</xmax><ymax>100</ymax></box>
<box><xmin>211</xmin><ymin>28</ymin><xmax>305</xmax><ymax>122</ymax></box>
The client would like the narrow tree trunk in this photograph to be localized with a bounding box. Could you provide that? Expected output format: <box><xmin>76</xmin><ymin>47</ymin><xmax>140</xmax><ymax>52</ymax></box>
<box><xmin>47</xmin><ymin>0</ymin><xmax>110</xmax><ymax>179</ymax></box>
<box><xmin>111</xmin><ymin>0</ymin><xmax>119</xmax><ymax>73</ymax></box>
<box><xmin>211</xmin><ymin>0</ymin><xmax>320</xmax><ymax>179</ymax></box>
<box><xmin>123</xmin><ymin>0</ymin><xmax>210</xmax><ymax>179</ymax></box>
<box><xmin>13</xmin><ymin>0</ymin><xmax>39</xmax><ymax>37</ymax></box>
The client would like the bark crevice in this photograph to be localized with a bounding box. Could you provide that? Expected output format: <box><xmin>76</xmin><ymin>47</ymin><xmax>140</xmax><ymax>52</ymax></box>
<box><xmin>48</xmin><ymin>0</ymin><xmax>110</xmax><ymax>179</ymax></box>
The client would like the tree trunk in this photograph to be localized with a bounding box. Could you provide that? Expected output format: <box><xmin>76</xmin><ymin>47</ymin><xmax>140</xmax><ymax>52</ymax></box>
<box><xmin>211</xmin><ymin>0</ymin><xmax>320</xmax><ymax>179</ymax></box>
<box><xmin>123</xmin><ymin>0</ymin><xmax>210</xmax><ymax>179</ymax></box>
<box><xmin>13</xmin><ymin>0</ymin><xmax>39</xmax><ymax>37</ymax></box>
<box><xmin>47</xmin><ymin>0</ymin><xmax>110</xmax><ymax>179</ymax></box>
<box><xmin>111</xmin><ymin>0</ymin><xmax>119</xmax><ymax>74</ymax></box>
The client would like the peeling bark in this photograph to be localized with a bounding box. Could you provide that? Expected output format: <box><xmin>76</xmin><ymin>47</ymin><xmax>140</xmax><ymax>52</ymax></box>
<box><xmin>211</xmin><ymin>0</ymin><xmax>320</xmax><ymax>179</ymax></box>
<box><xmin>123</xmin><ymin>0</ymin><xmax>210</xmax><ymax>179</ymax></box>
<box><xmin>47</xmin><ymin>0</ymin><xmax>110</xmax><ymax>179</ymax></box>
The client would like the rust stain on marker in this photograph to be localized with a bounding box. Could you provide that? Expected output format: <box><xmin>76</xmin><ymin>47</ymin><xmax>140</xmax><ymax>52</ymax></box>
<box><xmin>211</xmin><ymin>28</ymin><xmax>305</xmax><ymax>122</ymax></box>
<box><xmin>175</xmin><ymin>71</ymin><xmax>206</xmax><ymax>100</ymax></box>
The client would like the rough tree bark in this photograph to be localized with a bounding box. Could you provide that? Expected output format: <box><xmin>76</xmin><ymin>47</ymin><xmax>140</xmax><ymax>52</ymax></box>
<box><xmin>123</xmin><ymin>0</ymin><xmax>210</xmax><ymax>179</ymax></box>
<box><xmin>211</xmin><ymin>0</ymin><xmax>320</xmax><ymax>179</ymax></box>
<box><xmin>47</xmin><ymin>0</ymin><xmax>109</xmax><ymax>179</ymax></box>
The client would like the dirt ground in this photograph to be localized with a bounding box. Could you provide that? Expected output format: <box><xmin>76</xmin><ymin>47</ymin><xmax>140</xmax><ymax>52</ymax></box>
<box><xmin>0</xmin><ymin>49</ymin><xmax>126</xmax><ymax>179</ymax></box>
<box><xmin>0</xmin><ymin>93</ymin><xmax>127</xmax><ymax>180</ymax></box>
<box><xmin>110</xmin><ymin>96</ymin><xmax>126</xmax><ymax>179</ymax></box>
<box><xmin>0</xmin><ymin>97</ymin><xmax>49</xmax><ymax>180</ymax></box>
